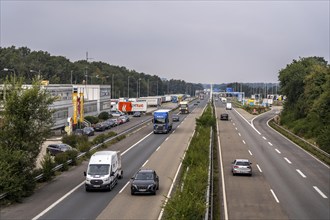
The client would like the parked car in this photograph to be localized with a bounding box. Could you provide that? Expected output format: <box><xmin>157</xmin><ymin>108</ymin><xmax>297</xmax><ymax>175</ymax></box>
<box><xmin>108</xmin><ymin>118</ymin><xmax>119</xmax><ymax>126</ymax></box>
<box><xmin>172</xmin><ymin>114</ymin><xmax>180</xmax><ymax>122</ymax></box>
<box><xmin>220</xmin><ymin>113</ymin><xmax>229</xmax><ymax>120</ymax></box>
<box><xmin>118</xmin><ymin>115</ymin><xmax>129</xmax><ymax>123</ymax></box>
<box><xmin>94</xmin><ymin>122</ymin><xmax>107</xmax><ymax>132</ymax></box>
<box><xmin>110</xmin><ymin>110</ymin><xmax>125</xmax><ymax>117</ymax></box>
<box><xmin>232</xmin><ymin>159</ymin><xmax>252</xmax><ymax>176</ymax></box>
<box><xmin>83</xmin><ymin>127</ymin><xmax>95</xmax><ymax>136</ymax></box>
<box><xmin>47</xmin><ymin>143</ymin><xmax>76</xmax><ymax>156</ymax></box>
<box><xmin>133</xmin><ymin>111</ymin><xmax>141</xmax><ymax>117</ymax></box>
<box><xmin>130</xmin><ymin>169</ymin><xmax>159</xmax><ymax>195</ymax></box>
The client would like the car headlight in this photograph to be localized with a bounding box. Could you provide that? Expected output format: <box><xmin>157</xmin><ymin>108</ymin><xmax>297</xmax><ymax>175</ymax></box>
<box><xmin>148</xmin><ymin>184</ymin><xmax>155</xmax><ymax>189</ymax></box>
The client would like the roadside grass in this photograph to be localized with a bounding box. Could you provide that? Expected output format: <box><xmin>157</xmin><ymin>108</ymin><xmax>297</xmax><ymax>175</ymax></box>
<box><xmin>269</xmin><ymin>120</ymin><xmax>330</xmax><ymax>166</ymax></box>
<box><xmin>162</xmin><ymin>104</ymin><xmax>216</xmax><ymax>219</ymax></box>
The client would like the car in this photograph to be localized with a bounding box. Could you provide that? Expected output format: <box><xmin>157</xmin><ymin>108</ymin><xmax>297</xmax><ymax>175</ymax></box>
<box><xmin>102</xmin><ymin>121</ymin><xmax>113</xmax><ymax>129</ymax></box>
<box><xmin>110</xmin><ymin>110</ymin><xmax>125</xmax><ymax>117</ymax></box>
<box><xmin>82</xmin><ymin>127</ymin><xmax>95</xmax><ymax>136</ymax></box>
<box><xmin>118</xmin><ymin>115</ymin><xmax>129</xmax><ymax>123</ymax></box>
<box><xmin>130</xmin><ymin>169</ymin><xmax>159</xmax><ymax>195</ymax></box>
<box><xmin>108</xmin><ymin>118</ymin><xmax>119</xmax><ymax>126</ymax></box>
<box><xmin>172</xmin><ymin>114</ymin><xmax>180</xmax><ymax>122</ymax></box>
<box><xmin>133</xmin><ymin>111</ymin><xmax>142</xmax><ymax>117</ymax></box>
<box><xmin>232</xmin><ymin>159</ymin><xmax>252</xmax><ymax>176</ymax></box>
<box><xmin>46</xmin><ymin>143</ymin><xmax>76</xmax><ymax>156</ymax></box>
<box><xmin>94</xmin><ymin>122</ymin><xmax>107</xmax><ymax>132</ymax></box>
<box><xmin>220</xmin><ymin>113</ymin><xmax>229</xmax><ymax>120</ymax></box>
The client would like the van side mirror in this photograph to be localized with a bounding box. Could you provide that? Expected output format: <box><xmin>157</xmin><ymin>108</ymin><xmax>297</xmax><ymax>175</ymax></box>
<box><xmin>110</xmin><ymin>171</ymin><xmax>114</xmax><ymax>176</ymax></box>
<box><xmin>84</xmin><ymin>171</ymin><xmax>86</xmax><ymax>176</ymax></box>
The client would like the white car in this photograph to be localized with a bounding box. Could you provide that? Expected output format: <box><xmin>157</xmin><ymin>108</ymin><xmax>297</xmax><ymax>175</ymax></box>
<box><xmin>110</xmin><ymin>110</ymin><xmax>125</xmax><ymax>117</ymax></box>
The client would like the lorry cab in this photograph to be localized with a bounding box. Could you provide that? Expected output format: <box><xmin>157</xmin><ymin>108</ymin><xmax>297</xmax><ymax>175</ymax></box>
<box><xmin>84</xmin><ymin>151</ymin><xmax>123</xmax><ymax>191</ymax></box>
<box><xmin>153</xmin><ymin>109</ymin><xmax>173</xmax><ymax>134</ymax></box>
<box><xmin>226</xmin><ymin>102</ymin><xmax>232</xmax><ymax>110</ymax></box>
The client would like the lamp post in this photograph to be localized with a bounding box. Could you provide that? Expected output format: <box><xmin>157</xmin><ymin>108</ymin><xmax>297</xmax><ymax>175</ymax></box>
<box><xmin>30</xmin><ymin>69</ymin><xmax>41</xmax><ymax>80</ymax></box>
<box><xmin>127</xmin><ymin>76</ymin><xmax>130</xmax><ymax>98</ymax></box>
<box><xmin>137</xmin><ymin>78</ymin><xmax>141</xmax><ymax>98</ymax></box>
<box><xmin>3</xmin><ymin>68</ymin><xmax>16</xmax><ymax>83</ymax></box>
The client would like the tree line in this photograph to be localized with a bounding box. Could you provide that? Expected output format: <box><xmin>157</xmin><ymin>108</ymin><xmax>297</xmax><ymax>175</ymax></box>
<box><xmin>278</xmin><ymin>56</ymin><xmax>330</xmax><ymax>153</ymax></box>
<box><xmin>0</xmin><ymin>46</ymin><xmax>204</xmax><ymax>98</ymax></box>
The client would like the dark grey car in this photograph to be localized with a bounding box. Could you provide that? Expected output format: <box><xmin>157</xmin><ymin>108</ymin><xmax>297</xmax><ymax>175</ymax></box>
<box><xmin>130</xmin><ymin>169</ymin><xmax>159</xmax><ymax>195</ymax></box>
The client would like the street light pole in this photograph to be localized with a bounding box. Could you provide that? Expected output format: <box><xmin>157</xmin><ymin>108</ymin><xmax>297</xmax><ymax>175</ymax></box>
<box><xmin>127</xmin><ymin>76</ymin><xmax>130</xmax><ymax>98</ymax></box>
<box><xmin>4</xmin><ymin>68</ymin><xmax>16</xmax><ymax>83</ymax></box>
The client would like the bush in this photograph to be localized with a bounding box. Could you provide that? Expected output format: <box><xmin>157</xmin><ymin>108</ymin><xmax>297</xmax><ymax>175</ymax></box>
<box><xmin>77</xmin><ymin>141</ymin><xmax>92</xmax><ymax>152</ymax></box>
<box><xmin>85</xmin><ymin>116</ymin><xmax>99</xmax><ymax>125</ymax></box>
<box><xmin>66</xmin><ymin>150</ymin><xmax>79</xmax><ymax>166</ymax></box>
<box><xmin>54</xmin><ymin>153</ymin><xmax>70</xmax><ymax>171</ymax></box>
<box><xmin>40</xmin><ymin>153</ymin><xmax>55</xmax><ymax>181</ymax></box>
<box><xmin>62</xmin><ymin>134</ymin><xmax>88</xmax><ymax>148</ymax></box>
<box><xmin>98</xmin><ymin>111</ymin><xmax>110</xmax><ymax>120</ymax></box>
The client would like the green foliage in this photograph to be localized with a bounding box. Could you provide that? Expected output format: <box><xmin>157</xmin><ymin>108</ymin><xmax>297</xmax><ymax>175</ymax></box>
<box><xmin>62</xmin><ymin>134</ymin><xmax>88</xmax><ymax>148</ymax></box>
<box><xmin>278</xmin><ymin>57</ymin><xmax>330</xmax><ymax>153</ymax></box>
<box><xmin>77</xmin><ymin>141</ymin><xmax>92</xmax><ymax>152</ymax></box>
<box><xmin>98</xmin><ymin>111</ymin><xmax>110</xmax><ymax>120</ymax></box>
<box><xmin>40</xmin><ymin>153</ymin><xmax>55</xmax><ymax>181</ymax></box>
<box><xmin>54</xmin><ymin>153</ymin><xmax>70</xmax><ymax>171</ymax></box>
<box><xmin>84</xmin><ymin>116</ymin><xmax>99</xmax><ymax>125</ymax></box>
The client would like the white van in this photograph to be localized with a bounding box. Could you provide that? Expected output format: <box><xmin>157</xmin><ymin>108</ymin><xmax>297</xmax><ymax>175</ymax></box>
<box><xmin>84</xmin><ymin>151</ymin><xmax>123</xmax><ymax>191</ymax></box>
<box><xmin>226</xmin><ymin>102</ymin><xmax>232</xmax><ymax>110</ymax></box>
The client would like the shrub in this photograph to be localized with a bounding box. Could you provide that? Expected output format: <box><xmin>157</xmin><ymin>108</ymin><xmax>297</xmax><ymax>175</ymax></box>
<box><xmin>77</xmin><ymin>141</ymin><xmax>92</xmax><ymax>152</ymax></box>
<box><xmin>85</xmin><ymin>116</ymin><xmax>99</xmax><ymax>125</ymax></box>
<box><xmin>40</xmin><ymin>153</ymin><xmax>55</xmax><ymax>181</ymax></box>
<box><xmin>54</xmin><ymin>153</ymin><xmax>70</xmax><ymax>171</ymax></box>
<box><xmin>98</xmin><ymin>111</ymin><xmax>110</xmax><ymax>120</ymax></box>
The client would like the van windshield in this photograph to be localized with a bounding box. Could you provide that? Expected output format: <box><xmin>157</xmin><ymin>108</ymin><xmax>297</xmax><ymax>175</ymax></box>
<box><xmin>88</xmin><ymin>164</ymin><xmax>110</xmax><ymax>175</ymax></box>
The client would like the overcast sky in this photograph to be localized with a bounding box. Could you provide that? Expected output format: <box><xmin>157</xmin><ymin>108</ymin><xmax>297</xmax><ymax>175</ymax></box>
<box><xmin>0</xmin><ymin>1</ymin><xmax>329</xmax><ymax>84</ymax></box>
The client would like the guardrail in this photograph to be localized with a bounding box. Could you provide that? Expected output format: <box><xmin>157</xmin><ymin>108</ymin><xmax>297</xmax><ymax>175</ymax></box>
<box><xmin>270</xmin><ymin>120</ymin><xmax>330</xmax><ymax>158</ymax></box>
<box><xmin>0</xmin><ymin>117</ymin><xmax>152</xmax><ymax>201</ymax></box>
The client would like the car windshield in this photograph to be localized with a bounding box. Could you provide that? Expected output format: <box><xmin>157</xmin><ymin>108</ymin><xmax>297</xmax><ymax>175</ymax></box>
<box><xmin>135</xmin><ymin>172</ymin><xmax>153</xmax><ymax>180</ymax></box>
<box><xmin>88</xmin><ymin>164</ymin><xmax>110</xmax><ymax>175</ymax></box>
<box><xmin>236</xmin><ymin>161</ymin><xmax>250</xmax><ymax>166</ymax></box>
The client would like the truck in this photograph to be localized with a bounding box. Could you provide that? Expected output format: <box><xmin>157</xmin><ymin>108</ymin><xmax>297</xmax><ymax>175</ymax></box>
<box><xmin>84</xmin><ymin>151</ymin><xmax>123</xmax><ymax>191</ymax></box>
<box><xmin>117</xmin><ymin>101</ymin><xmax>147</xmax><ymax>114</ymax></box>
<box><xmin>179</xmin><ymin>101</ymin><xmax>190</xmax><ymax>114</ymax></box>
<box><xmin>153</xmin><ymin>109</ymin><xmax>173</xmax><ymax>134</ymax></box>
<box><xmin>226</xmin><ymin>102</ymin><xmax>232</xmax><ymax>110</ymax></box>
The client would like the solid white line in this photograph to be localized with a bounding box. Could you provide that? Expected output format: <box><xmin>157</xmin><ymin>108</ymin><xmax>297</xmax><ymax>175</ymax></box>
<box><xmin>275</xmin><ymin>149</ymin><xmax>281</xmax><ymax>154</ymax></box>
<box><xmin>270</xmin><ymin>189</ymin><xmax>280</xmax><ymax>203</ymax></box>
<box><xmin>313</xmin><ymin>186</ymin><xmax>328</xmax><ymax>199</ymax></box>
<box><xmin>296</xmin><ymin>169</ymin><xmax>307</xmax><ymax>178</ymax></box>
<box><xmin>142</xmin><ymin>160</ymin><xmax>149</xmax><ymax>167</ymax></box>
<box><xmin>248</xmin><ymin>150</ymin><xmax>253</xmax><ymax>155</ymax></box>
<box><xmin>262</xmin><ymin>136</ymin><xmax>267</xmax><ymax>140</ymax></box>
<box><xmin>238</xmin><ymin>133</ymin><xmax>241</xmax><ymax>136</ymax></box>
<box><xmin>268</xmin><ymin>142</ymin><xmax>273</xmax><ymax>146</ymax></box>
<box><xmin>256</xmin><ymin>164</ymin><xmax>262</xmax><ymax>172</ymax></box>
<box><xmin>284</xmin><ymin>157</ymin><xmax>292</xmax><ymax>164</ymax></box>
<box><xmin>242</xmin><ymin>140</ymin><xmax>246</xmax><ymax>145</ymax></box>
<box><xmin>32</xmin><ymin>181</ymin><xmax>85</xmax><ymax>220</ymax></box>
<box><xmin>119</xmin><ymin>181</ymin><xmax>130</xmax><ymax>194</ymax></box>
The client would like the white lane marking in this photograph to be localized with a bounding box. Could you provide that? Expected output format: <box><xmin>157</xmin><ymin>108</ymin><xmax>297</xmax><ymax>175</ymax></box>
<box><xmin>242</xmin><ymin>140</ymin><xmax>246</xmax><ymax>145</ymax></box>
<box><xmin>256</xmin><ymin>164</ymin><xmax>262</xmax><ymax>172</ymax></box>
<box><xmin>313</xmin><ymin>186</ymin><xmax>328</xmax><ymax>199</ymax></box>
<box><xmin>156</xmin><ymin>145</ymin><xmax>161</xmax><ymax>151</ymax></box>
<box><xmin>275</xmin><ymin>149</ymin><xmax>281</xmax><ymax>154</ymax></box>
<box><xmin>262</xmin><ymin>136</ymin><xmax>267</xmax><ymax>140</ymax></box>
<box><xmin>119</xmin><ymin>181</ymin><xmax>130</xmax><ymax>194</ymax></box>
<box><xmin>172</xmin><ymin>130</ymin><xmax>176</xmax><ymax>134</ymax></box>
<box><xmin>248</xmin><ymin>150</ymin><xmax>253</xmax><ymax>155</ymax></box>
<box><xmin>296</xmin><ymin>169</ymin><xmax>307</xmax><ymax>178</ymax></box>
<box><xmin>235</xmin><ymin>127</ymin><xmax>238</xmax><ymax>130</ymax></box>
<box><xmin>268</xmin><ymin>142</ymin><xmax>273</xmax><ymax>146</ymax></box>
<box><xmin>232</xmin><ymin>123</ymin><xmax>235</xmax><ymax>126</ymax></box>
<box><xmin>238</xmin><ymin>133</ymin><xmax>241</xmax><ymax>136</ymax></box>
<box><xmin>270</xmin><ymin>189</ymin><xmax>280</xmax><ymax>203</ymax></box>
<box><xmin>142</xmin><ymin>160</ymin><xmax>149</xmax><ymax>167</ymax></box>
<box><xmin>284</xmin><ymin>157</ymin><xmax>292</xmax><ymax>164</ymax></box>
<box><xmin>32</xmin><ymin>181</ymin><xmax>85</xmax><ymax>220</ymax></box>
<box><xmin>165</xmin><ymin>137</ymin><xmax>169</xmax><ymax>142</ymax></box>
<box><xmin>121</xmin><ymin>132</ymin><xmax>153</xmax><ymax>156</ymax></box>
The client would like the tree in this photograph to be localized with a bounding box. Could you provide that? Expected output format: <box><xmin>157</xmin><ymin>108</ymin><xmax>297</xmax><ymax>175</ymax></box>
<box><xmin>0</xmin><ymin>77</ymin><xmax>56</xmax><ymax>200</ymax></box>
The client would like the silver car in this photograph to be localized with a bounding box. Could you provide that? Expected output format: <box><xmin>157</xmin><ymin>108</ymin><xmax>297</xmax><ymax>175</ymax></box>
<box><xmin>232</xmin><ymin>159</ymin><xmax>252</xmax><ymax>176</ymax></box>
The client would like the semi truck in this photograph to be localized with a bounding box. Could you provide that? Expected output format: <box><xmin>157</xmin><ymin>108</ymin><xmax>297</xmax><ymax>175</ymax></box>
<box><xmin>117</xmin><ymin>101</ymin><xmax>147</xmax><ymax>114</ymax></box>
<box><xmin>84</xmin><ymin>151</ymin><xmax>123</xmax><ymax>191</ymax></box>
<box><xmin>153</xmin><ymin>109</ymin><xmax>173</xmax><ymax>134</ymax></box>
<box><xmin>179</xmin><ymin>101</ymin><xmax>190</xmax><ymax>114</ymax></box>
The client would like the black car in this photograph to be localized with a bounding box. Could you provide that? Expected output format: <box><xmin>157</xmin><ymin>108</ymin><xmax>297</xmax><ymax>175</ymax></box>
<box><xmin>133</xmin><ymin>111</ymin><xmax>141</xmax><ymax>117</ymax></box>
<box><xmin>172</xmin><ymin>114</ymin><xmax>180</xmax><ymax>122</ymax></box>
<box><xmin>130</xmin><ymin>169</ymin><xmax>159</xmax><ymax>195</ymax></box>
<box><xmin>46</xmin><ymin>143</ymin><xmax>76</xmax><ymax>156</ymax></box>
<box><xmin>220</xmin><ymin>113</ymin><xmax>229</xmax><ymax>120</ymax></box>
<box><xmin>83</xmin><ymin>127</ymin><xmax>95</xmax><ymax>136</ymax></box>
<box><xmin>94</xmin><ymin>122</ymin><xmax>107</xmax><ymax>131</ymax></box>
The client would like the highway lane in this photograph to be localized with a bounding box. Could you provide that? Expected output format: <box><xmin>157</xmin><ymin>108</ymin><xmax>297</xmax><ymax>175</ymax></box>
<box><xmin>251</xmin><ymin>108</ymin><xmax>330</xmax><ymax>219</ymax></box>
<box><xmin>97</xmin><ymin>104</ymin><xmax>204</xmax><ymax>219</ymax></box>
<box><xmin>215</xmin><ymin>100</ymin><xmax>287</xmax><ymax>219</ymax></box>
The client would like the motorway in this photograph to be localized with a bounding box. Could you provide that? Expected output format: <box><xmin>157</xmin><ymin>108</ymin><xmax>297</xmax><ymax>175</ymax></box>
<box><xmin>1</xmin><ymin>98</ymin><xmax>329</xmax><ymax>220</ymax></box>
<box><xmin>0</xmin><ymin>100</ymin><xmax>206</xmax><ymax>220</ymax></box>
<box><xmin>216</xmin><ymin>100</ymin><xmax>329</xmax><ymax>220</ymax></box>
